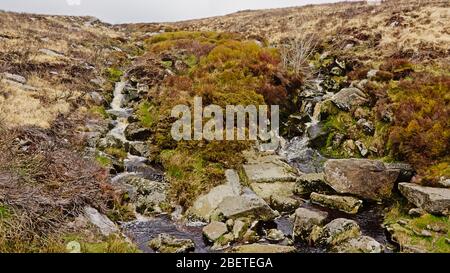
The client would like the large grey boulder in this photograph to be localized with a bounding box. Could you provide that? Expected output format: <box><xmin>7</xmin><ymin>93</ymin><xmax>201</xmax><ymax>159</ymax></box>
<box><xmin>189</xmin><ymin>169</ymin><xmax>242</xmax><ymax>221</ymax></box>
<box><xmin>310</xmin><ymin>192</ymin><xmax>362</xmax><ymax>214</ymax></box>
<box><xmin>331</xmin><ymin>87</ymin><xmax>369</xmax><ymax>111</ymax></box>
<box><xmin>398</xmin><ymin>183</ymin><xmax>450</xmax><ymax>215</ymax></box>
<box><xmin>324</xmin><ymin>159</ymin><xmax>399</xmax><ymax>201</ymax></box>
<box><xmin>293</xmin><ymin>207</ymin><xmax>328</xmax><ymax>241</ymax></box>
<box><xmin>214</xmin><ymin>190</ymin><xmax>278</xmax><ymax>221</ymax></box>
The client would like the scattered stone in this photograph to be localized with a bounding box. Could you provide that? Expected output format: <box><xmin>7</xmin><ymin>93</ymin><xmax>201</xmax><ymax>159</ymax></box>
<box><xmin>324</xmin><ymin>159</ymin><xmax>399</xmax><ymax>201</ymax></box>
<box><xmin>88</xmin><ymin>91</ymin><xmax>104</xmax><ymax>106</ymax></box>
<box><xmin>148</xmin><ymin>233</ymin><xmax>195</xmax><ymax>253</ymax></box>
<box><xmin>226</xmin><ymin>219</ymin><xmax>234</xmax><ymax>231</ymax></box>
<box><xmin>212</xmin><ymin>232</ymin><xmax>235</xmax><ymax>250</ymax></box>
<box><xmin>397</xmin><ymin>219</ymin><xmax>409</xmax><ymax>226</ymax></box>
<box><xmin>355</xmin><ymin>140</ymin><xmax>368</xmax><ymax>157</ymax></box>
<box><xmin>446</xmin><ymin>238</ymin><xmax>450</xmax><ymax>245</ymax></box>
<box><xmin>342</xmin><ymin>139</ymin><xmax>356</xmax><ymax>156</ymax></box>
<box><xmin>269</xmin><ymin>194</ymin><xmax>300</xmax><ymax>213</ymax></box>
<box><xmin>307</xmin><ymin>122</ymin><xmax>329</xmax><ymax>148</ymax></box>
<box><xmin>313</xmin><ymin>218</ymin><xmax>361</xmax><ymax>246</ymax></box>
<box><xmin>356</xmin><ymin>118</ymin><xmax>375</xmax><ymax>135</ymax></box>
<box><xmin>408</xmin><ymin>208</ymin><xmax>427</xmax><ymax>217</ymax></box>
<box><xmin>293</xmin><ymin>207</ymin><xmax>328</xmax><ymax>241</ymax></box>
<box><xmin>232</xmin><ymin>219</ymin><xmax>248</xmax><ymax>240</ymax></box>
<box><xmin>438</xmin><ymin>177</ymin><xmax>450</xmax><ymax>188</ymax></box>
<box><xmin>420</xmin><ymin>230</ymin><xmax>432</xmax><ymax>237</ymax></box>
<box><xmin>129</xmin><ymin>141</ymin><xmax>152</xmax><ymax>158</ymax></box>
<box><xmin>310</xmin><ymin>192</ymin><xmax>363</xmax><ymax>214</ymax></box>
<box><xmin>331</xmin><ymin>87</ymin><xmax>369</xmax><ymax>111</ymax></box>
<box><xmin>214</xmin><ymin>191</ymin><xmax>279</xmax><ymax>221</ymax></box>
<box><xmin>366</xmin><ymin>69</ymin><xmax>379</xmax><ymax>79</ymax></box>
<box><xmin>398</xmin><ymin>183</ymin><xmax>450</xmax><ymax>215</ymax></box>
<box><xmin>83</xmin><ymin>206</ymin><xmax>118</xmax><ymax>236</ymax></box>
<box><xmin>203</xmin><ymin>221</ymin><xmax>228</xmax><ymax>242</ymax></box>
<box><xmin>426</xmin><ymin>223</ymin><xmax>447</xmax><ymax>233</ymax></box>
<box><xmin>332</xmin><ymin>236</ymin><xmax>383</xmax><ymax>253</ymax></box>
<box><xmin>231</xmin><ymin>244</ymin><xmax>296</xmax><ymax>253</ymax></box>
<box><xmin>39</xmin><ymin>48</ymin><xmax>65</xmax><ymax>58</ymax></box>
<box><xmin>267</xmin><ymin>229</ymin><xmax>285</xmax><ymax>242</ymax></box>
<box><xmin>2</xmin><ymin>72</ymin><xmax>26</xmax><ymax>84</ymax></box>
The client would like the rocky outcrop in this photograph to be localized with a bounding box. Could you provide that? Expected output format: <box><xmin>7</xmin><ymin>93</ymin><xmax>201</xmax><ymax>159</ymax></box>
<box><xmin>331</xmin><ymin>235</ymin><xmax>383</xmax><ymax>253</ymax></box>
<box><xmin>231</xmin><ymin>244</ymin><xmax>296</xmax><ymax>253</ymax></box>
<box><xmin>310</xmin><ymin>192</ymin><xmax>362</xmax><ymax>214</ymax></box>
<box><xmin>323</xmin><ymin>159</ymin><xmax>399</xmax><ymax>201</ymax></box>
<box><xmin>293</xmin><ymin>207</ymin><xmax>328</xmax><ymax>242</ymax></box>
<box><xmin>331</xmin><ymin>87</ymin><xmax>369</xmax><ymax>111</ymax></box>
<box><xmin>125</xmin><ymin>123</ymin><xmax>152</xmax><ymax>141</ymax></box>
<box><xmin>148</xmin><ymin>233</ymin><xmax>195</xmax><ymax>253</ymax></box>
<box><xmin>312</xmin><ymin>218</ymin><xmax>361</xmax><ymax>246</ymax></box>
<box><xmin>398</xmin><ymin>183</ymin><xmax>450</xmax><ymax>215</ymax></box>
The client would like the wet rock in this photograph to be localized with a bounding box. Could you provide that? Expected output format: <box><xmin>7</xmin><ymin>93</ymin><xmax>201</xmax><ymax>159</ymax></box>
<box><xmin>355</xmin><ymin>140</ymin><xmax>368</xmax><ymax>157</ymax></box>
<box><xmin>148</xmin><ymin>233</ymin><xmax>195</xmax><ymax>253</ymax></box>
<box><xmin>398</xmin><ymin>183</ymin><xmax>450</xmax><ymax>215</ymax></box>
<box><xmin>294</xmin><ymin>173</ymin><xmax>334</xmax><ymax>196</ymax></box>
<box><xmin>332</xmin><ymin>236</ymin><xmax>383</xmax><ymax>253</ymax></box>
<box><xmin>203</xmin><ymin>221</ymin><xmax>228</xmax><ymax>242</ymax></box>
<box><xmin>293</xmin><ymin>207</ymin><xmax>328</xmax><ymax>242</ymax></box>
<box><xmin>212</xmin><ymin>232</ymin><xmax>235</xmax><ymax>250</ymax></box>
<box><xmin>310</xmin><ymin>192</ymin><xmax>363</xmax><ymax>214</ymax></box>
<box><xmin>189</xmin><ymin>169</ymin><xmax>242</xmax><ymax>221</ymax></box>
<box><xmin>128</xmin><ymin>141</ymin><xmax>152</xmax><ymax>158</ymax></box>
<box><xmin>83</xmin><ymin>206</ymin><xmax>118</xmax><ymax>236</ymax></box>
<box><xmin>269</xmin><ymin>195</ymin><xmax>300</xmax><ymax>213</ymax></box>
<box><xmin>386</xmin><ymin>162</ymin><xmax>415</xmax><ymax>182</ymax></box>
<box><xmin>313</xmin><ymin>218</ymin><xmax>361</xmax><ymax>246</ymax></box>
<box><xmin>324</xmin><ymin>159</ymin><xmax>399</xmax><ymax>201</ymax></box>
<box><xmin>307</xmin><ymin>122</ymin><xmax>329</xmax><ymax>148</ymax></box>
<box><xmin>97</xmin><ymin>134</ymin><xmax>124</xmax><ymax>150</ymax></box>
<box><xmin>2</xmin><ymin>72</ymin><xmax>26</xmax><ymax>84</ymax></box>
<box><xmin>267</xmin><ymin>229</ymin><xmax>285</xmax><ymax>242</ymax></box>
<box><xmin>214</xmin><ymin>191</ymin><xmax>278</xmax><ymax>221</ymax></box>
<box><xmin>231</xmin><ymin>244</ymin><xmax>296</xmax><ymax>253</ymax></box>
<box><xmin>331</xmin><ymin>87</ymin><xmax>369</xmax><ymax>111</ymax></box>
<box><xmin>125</xmin><ymin>123</ymin><xmax>152</xmax><ymax>141</ymax></box>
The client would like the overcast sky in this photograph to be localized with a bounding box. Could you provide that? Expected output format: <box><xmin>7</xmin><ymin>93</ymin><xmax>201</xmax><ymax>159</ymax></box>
<box><xmin>0</xmin><ymin>0</ymin><xmax>355</xmax><ymax>24</ymax></box>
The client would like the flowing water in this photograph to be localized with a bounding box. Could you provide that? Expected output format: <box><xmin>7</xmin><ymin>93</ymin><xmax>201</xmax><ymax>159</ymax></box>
<box><xmin>105</xmin><ymin>78</ymin><xmax>391</xmax><ymax>253</ymax></box>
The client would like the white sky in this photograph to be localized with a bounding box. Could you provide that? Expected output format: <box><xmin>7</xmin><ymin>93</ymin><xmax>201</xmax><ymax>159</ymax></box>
<box><xmin>0</xmin><ymin>0</ymin><xmax>357</xmax><ymax>24</ymax></box>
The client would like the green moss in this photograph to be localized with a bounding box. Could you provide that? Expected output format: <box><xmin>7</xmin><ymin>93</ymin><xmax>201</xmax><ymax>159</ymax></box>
<box><xmin>384</xmin><ymin>202</ymin><xmax>450</xmax><ymax>253</ymax></box>
<box><xmin>89</xmin><ymin>105</ymin><xmax>108</xmax><ymax>119</ymax></box>
<box><xmin>104</xmin><ymin>147</ymin><xmax>127</xmax><ymax>161</ymax></box>
<box><xmin>136</xmin><ymin>101</ymin><xmax>157</xmax><ymax>128</ymax></box>
<box><xmin>95</xmin><ymin>154</ymin><xmax>112</xmax><ymax>167</ymax></box>
<box><xmin>0</xmin><ymin>204</ymin><xmax>10</xmax><ymax>219</ymax></box>
<box><xmin>64</xmin><ymin>235</ymin><xmax>140</xmax><ymax>253</ymax></box>
<box><xmin>105</xmin><ymin>67</ymin><xmax>124</xmax><ymax>82</ymax></box>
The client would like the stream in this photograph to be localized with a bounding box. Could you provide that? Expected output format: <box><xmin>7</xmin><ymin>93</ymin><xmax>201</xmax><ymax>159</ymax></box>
<box><xmin>103</xmin><ymin>78</ymin><xmax>392</xmax><ymax>253</ymax></box>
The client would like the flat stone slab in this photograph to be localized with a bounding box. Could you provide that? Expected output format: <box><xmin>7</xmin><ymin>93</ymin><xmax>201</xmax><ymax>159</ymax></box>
<box><xmin>398</xmin><ymin>183</ymin><xmax>450</xmax><ymax>215</ymax></box>
<box><xmin>243</xmin><ymin>162</ymin><xmax>297</xmax><ymax>183</ymax></box>
<box><xmin>250</xmin><ymin>182</ymin><xmax>295</xmax><ymax>201</ymax></box>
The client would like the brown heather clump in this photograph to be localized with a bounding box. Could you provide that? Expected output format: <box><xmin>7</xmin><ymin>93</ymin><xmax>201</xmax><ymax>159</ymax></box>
<box><xmin>388</xmin><ymin>73</ymin><xmax>450</xmax><ymax>184</ymax></box>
